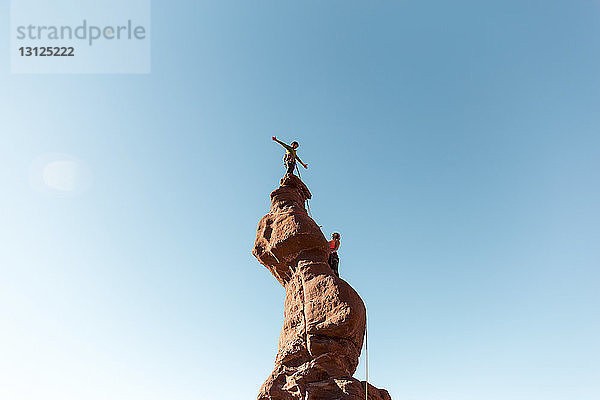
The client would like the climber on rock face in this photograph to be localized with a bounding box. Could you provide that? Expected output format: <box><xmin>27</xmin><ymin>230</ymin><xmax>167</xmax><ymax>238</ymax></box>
<box><xmin>272</xmin><ymin>136</ymin><xmax>308</xmax><ymax>175</ymax></box>
<box><xmin>328</xmin><ymin>232</ymin><xmax>341</xmax><ymax>277</ymax></box>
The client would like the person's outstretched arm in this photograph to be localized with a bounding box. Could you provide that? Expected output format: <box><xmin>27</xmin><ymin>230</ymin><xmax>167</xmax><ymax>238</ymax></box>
<box><xmin>272</xmin><ymin>136</ymin><xmax>292</xmax><ymax>151</ymax></box>
<box><xmin>295</xmin><ymin>154</ymin><xmax>308</xmax><ymax>169</ymax></box>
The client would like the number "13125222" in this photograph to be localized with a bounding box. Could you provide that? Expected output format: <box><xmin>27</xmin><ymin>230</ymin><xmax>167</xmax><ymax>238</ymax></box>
<box><xmin>19</xmin><ymin>47</ymin><xmax>75</xmax><ymax>56</ymax></box>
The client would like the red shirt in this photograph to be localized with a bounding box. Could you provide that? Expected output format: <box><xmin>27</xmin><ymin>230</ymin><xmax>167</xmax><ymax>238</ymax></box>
<box><xmin>329</xmin><ymin>239</ymin><xmax>340</xmax><ymax>253</ymax></box>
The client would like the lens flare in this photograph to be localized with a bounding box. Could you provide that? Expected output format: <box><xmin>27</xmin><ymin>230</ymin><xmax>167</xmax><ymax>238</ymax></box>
<box><xmin>30</xmin><ymin>153</ymin><xmax>92</xmax><ymax>196</ymax></box>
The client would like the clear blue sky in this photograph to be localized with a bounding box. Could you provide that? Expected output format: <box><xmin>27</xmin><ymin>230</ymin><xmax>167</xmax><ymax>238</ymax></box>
<box><xmin>1</xmin><ymin>1</ymin><xmax>599</xmax><ymax>399</ymax></box>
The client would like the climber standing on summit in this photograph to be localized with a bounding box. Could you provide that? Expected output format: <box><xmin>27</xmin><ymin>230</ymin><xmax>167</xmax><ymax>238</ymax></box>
<box><xmin>272</xmin><ymin>136</ymin><xmax>308</xmax><ymax>175</ymax></box>
<box><xmin>328</xmin><ymin>232</ymin><xmax>341</xmax><ymax>277</ymax></box>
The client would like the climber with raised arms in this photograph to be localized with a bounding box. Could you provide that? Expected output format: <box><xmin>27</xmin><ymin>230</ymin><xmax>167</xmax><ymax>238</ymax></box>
<box><xmin>272</xmin><ymin>136</ymin><xmax>308</xmax><ymax>175</ymax></box>
<box><xmin>328</xmin><ymin>232</ymin><xmax>341</xmax><ymax>277</ymax></box>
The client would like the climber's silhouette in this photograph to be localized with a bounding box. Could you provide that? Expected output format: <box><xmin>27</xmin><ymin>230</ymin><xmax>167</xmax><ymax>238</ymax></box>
<box><xmin>328</xmin><ymin>232</ymin><xmax>341</xmax><ymax>277</ymax></box>
<box><xmin>272</xmin><ymin>136</ymin><xmax>308</xmax><ymax>175</ymax></box>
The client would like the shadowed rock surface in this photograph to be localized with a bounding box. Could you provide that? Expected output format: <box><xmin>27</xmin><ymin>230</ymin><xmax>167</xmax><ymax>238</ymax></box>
<box><xmin>253</xmin><ymin>174</ymin><xmax>392</xmax><ymax>400</ymax></box>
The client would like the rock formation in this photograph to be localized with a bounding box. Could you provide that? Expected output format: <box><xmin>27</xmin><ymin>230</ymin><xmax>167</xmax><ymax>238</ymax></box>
<box><xmin>253</xmin><ymin>174</ymin><xmax>391</xmax><ymax>400</ymax></box>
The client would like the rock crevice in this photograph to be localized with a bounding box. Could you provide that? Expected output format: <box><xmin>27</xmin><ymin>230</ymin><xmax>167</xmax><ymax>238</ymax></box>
<box><xmin>253</xmin><ymin>174</ymin><xmax>392</xmax><ymax>400</ymax></box>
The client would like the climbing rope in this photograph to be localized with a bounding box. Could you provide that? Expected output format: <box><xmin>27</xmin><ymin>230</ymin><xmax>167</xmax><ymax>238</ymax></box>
<box><xmin>365</xmin><ymin>308</ymin><xmax>369</xmax><ymax>400</ymax></box>
<box><xmin>294</xmin><ymin>164</ymin><xmax>313</xmax><ymax>218</ymax></box>
<box><xmin>306</xmin><ymin>199</ymin><xmax>313</xmax><ymax>218</ymax></box>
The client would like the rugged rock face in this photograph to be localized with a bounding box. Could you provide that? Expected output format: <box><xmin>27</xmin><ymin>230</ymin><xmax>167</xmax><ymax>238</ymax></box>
<box><xmin>253</xmin><ymin>174</ymin><xmax>391</xmax><ymax>400</ymax></box>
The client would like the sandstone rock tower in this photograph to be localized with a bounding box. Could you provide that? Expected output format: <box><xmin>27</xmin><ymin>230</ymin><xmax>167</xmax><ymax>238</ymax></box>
<box><xmin>253</xmin><ymin>173</ymin><xmax>391</xmax><ymax>400</ymax></box>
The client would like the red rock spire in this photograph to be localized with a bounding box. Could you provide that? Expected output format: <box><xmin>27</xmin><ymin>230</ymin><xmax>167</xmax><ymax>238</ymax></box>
<box><xmin>252</xmin><ymin>174</ymin><xmax>392</xmax><ymax>400</ymax></box>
